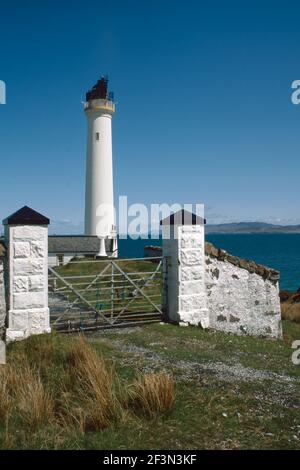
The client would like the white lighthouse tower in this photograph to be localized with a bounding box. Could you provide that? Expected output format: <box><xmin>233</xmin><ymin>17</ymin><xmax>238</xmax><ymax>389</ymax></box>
<box><xmin>84</xmin><ymin>77</ymin><xmax>117</xmax><ymax>257</ymax></box>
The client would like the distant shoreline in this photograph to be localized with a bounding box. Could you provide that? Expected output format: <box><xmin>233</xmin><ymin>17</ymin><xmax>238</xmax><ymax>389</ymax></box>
<box><xmin>206</xmin><ymin>222</ymin><xmax>300</xmax><ymax>234</ymax></box>
<box><xmin>206</xmin><ymin>229</ymin><xmax>300</xmax><ymax>234</ymax></box>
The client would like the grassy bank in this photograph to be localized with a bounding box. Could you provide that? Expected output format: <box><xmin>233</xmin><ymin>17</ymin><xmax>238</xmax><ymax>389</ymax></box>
<box><xmin>0</xmin><ymin>320</ymin><xmax>299</xmax><ymax>450</ymax></box>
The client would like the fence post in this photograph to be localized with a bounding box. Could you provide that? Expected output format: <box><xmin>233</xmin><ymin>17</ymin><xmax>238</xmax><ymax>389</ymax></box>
<box><xmin>3</xmin><ymin>206</ymin><xmax>51</xmax><ymax>342</ymax></box>
<box><xmin>161</xmin><ymin>210</ymin><xmax>209</xmax><ymax>328</ymax></box>
<box><xmin>162</xmin><ymin>256</ymin><xmax>169</xmax><ymax>321</ymax></box>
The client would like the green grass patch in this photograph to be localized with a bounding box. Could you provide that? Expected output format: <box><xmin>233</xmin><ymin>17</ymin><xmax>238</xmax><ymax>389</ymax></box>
<box><xmin>0</xmin><ymin>321</ymin><xmax>299</xmax><ymax>450</ymax></box>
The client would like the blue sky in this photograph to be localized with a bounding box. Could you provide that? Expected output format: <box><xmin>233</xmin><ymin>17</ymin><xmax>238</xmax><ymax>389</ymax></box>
<box><xmin>0</xmin><ymin>0</ymin><xmax>300</xmax><ymax>233</ymax></box>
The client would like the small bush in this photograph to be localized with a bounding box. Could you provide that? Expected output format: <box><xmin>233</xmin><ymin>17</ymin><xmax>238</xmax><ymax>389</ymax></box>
<box><xmin>128</xmin><ymin>372</ymin><xmax>175</xmax><ymax>417</ymax></box>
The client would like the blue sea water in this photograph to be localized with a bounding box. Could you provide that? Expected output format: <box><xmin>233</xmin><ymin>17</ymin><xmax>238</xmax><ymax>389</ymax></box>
<box><xmin>118</xmin><ymin>234</ymin><xmax>300</xmax><ymax>291</ymax></box>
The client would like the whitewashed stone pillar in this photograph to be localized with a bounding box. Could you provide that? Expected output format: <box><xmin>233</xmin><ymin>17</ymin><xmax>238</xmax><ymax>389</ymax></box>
<box><xmin>161</xmin><ymin>210</ymin><xmax>209</xmax><ymax>328</ymax></box>
<box><xmin>0</xmin><ymin>256</ymin><xmax>6</xmax><ymax>363</ymax></box>
<box><xmin>0</xmin><ymin>259</ymin><xmax>6</xmax><ymax>337</ymax></box>
<box><xmin>3</xmin><ymin>206</ymin><xmax>51</xmax><ymax>342</ymax></box>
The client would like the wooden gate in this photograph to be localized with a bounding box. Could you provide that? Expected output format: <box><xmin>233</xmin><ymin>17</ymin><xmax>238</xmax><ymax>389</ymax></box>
<box><xmin>48</xmin><ymin>257</ymin><xmax>163</xmax><ymax>332</ymax></box>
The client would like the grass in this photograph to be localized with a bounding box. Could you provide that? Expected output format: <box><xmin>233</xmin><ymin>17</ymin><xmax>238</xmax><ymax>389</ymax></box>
<box><xmin>281</xmin><ymin>301</ymin><xmax>300</xmax><ymax>323</ymax></box>
<box><xmin>0</xmin><ymin>321</ymin><xmax>299</xmax><ymax>449</ymax></box>
<box><xmin>65</xmin><ymin>335</ymin><xmax>120</xmax><ymax>431</ymax></box>
<box><xmin>128</xmin><ymin>372</ymin><xmax>174</xmax><ymax>417</ymax></box>
<box><xmin>0</xmin><ymin>332</ymin><xmax>175</xmax><ymax>449</ymax></box>
<box><xmin>280</xmin><ymin>290</ymin><xmax>300</xmax><ymax>324</ymax></box>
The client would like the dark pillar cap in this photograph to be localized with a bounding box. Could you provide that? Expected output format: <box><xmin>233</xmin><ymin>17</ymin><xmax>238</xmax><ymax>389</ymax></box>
<box><xmin>3</xmin><ymin>206</ymin><xmax>50</xmax><ymax>226</ymax></box>
<box><xmin>160</xmin><ymin>209</ymin><xmax>206</xmax><ymax>226</ymax></box>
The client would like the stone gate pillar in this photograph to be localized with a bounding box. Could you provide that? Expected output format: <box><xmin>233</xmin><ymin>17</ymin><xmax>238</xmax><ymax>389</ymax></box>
<box><xmin>161</xmin><ymin>209</ymin><xmax>209</xmax><ymax>328</ymax></box>
<box><xmin>0</xmin><ymin>249</ymin><xmax>6</xmax><ymax>362</ymax></box>
<box><xmin>3</xmin><ymin>206</ymin><xmax>51</xmax><ymax>342</ymax></box>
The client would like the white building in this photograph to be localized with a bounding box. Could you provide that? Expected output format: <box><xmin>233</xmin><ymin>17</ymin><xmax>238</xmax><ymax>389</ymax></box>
<box><xmin>84</xmin><ymin>76</ymin><xmax>118</xmax><ymax>257</ymax></box>
<box><xmin>48</xmin><ymin>235</ymin><xmax>115</xmax><ymax>267</ymax></box>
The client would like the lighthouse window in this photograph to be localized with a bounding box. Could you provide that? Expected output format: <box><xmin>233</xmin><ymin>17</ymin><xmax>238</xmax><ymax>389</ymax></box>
<box><xmin>95</xmin><ymin>132</ymin><xmax>100</xmax><ymax>141</ymax></box>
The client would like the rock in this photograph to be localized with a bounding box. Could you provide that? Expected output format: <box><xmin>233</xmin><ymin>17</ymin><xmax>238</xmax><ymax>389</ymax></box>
<box><xmin>229</xmin><ymin>314</ymin><xmax>240</xmax><ymax>323</ymax></box>
<box><xmin>217</xmin><ymin>314</ymin><xmax>227</xmax><ymax>322</ymax></box>
<box><xmin>291</xmin><ymin>293</ymin><xmax>300</xmax><ymax>304</ymax></box>
<box><xmin>205</xmin><ymin>242</ymin><xmax>219</xmax><ymax>258</ymax></box>
<box><xmin>0</xmin><ymin>241</ymin><xmax>5</xmax><ymax>259</ymax></box>
<box><xmin>279</xmin><ymin>291</ymin><xmax>291</xmax><ymax>302</ymax></box>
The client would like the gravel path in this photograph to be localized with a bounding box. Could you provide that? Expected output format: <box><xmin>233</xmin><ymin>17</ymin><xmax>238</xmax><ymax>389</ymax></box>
<box><xmin>102</xmin><ymin>338</ymin><xmax>299</xmax><ymax>385</ymax></box>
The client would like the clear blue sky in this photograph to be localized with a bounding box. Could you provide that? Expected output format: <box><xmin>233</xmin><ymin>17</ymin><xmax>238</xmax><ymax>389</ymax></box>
<box><xmin>0</xmin><ymin>0</ymin><xmax>300</xmax><ymax>233</ymax></box>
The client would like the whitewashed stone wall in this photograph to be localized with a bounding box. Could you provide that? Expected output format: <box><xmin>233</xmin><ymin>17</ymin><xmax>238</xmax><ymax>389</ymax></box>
<box><xmin>5</xmin><ymin>225</ymin><xmax>51</xmax><ymax>342</ymax></box>
<box><xmin>205</xmin><ymin>253</ymin><xmax>282</xmax><ymax>338</ymax></box>
<box><xmin>162</xmin><ymin>224</ymin><xmax>209</xmax><ymax>328</ymax></box>
<box><xmin>161</xmin><ymin>230</ymin><xmax>282</xmax><ymax>339</ymax></box>
<box><xmin>0</xmin><ymin>260</ymin><xmax>6</xmax><ymax>339</ymax></box>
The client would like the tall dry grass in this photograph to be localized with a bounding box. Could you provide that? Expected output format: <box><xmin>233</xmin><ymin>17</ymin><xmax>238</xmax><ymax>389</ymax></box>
<box><xmin>66</xmin><ymin>335</ymin><xmax>121</xmax><ymax>431</ymax></box>
<box><xmin>0</xmin><ymin>365</ymin><xmax>13</xmax><ymax>424</ymax></box>
<box><xmin>281</xmin><ymin>302</ymin><xmax>300</xmax><ymax>323</ymax></box>
<box><xmin>0</xmin><ymin>333</ymin><xmax>176</xmax><ymax>444</ymax></box>
<box><xmin>128</xmin><ymin>372</ymin><xmax>175</xmax><ymax>417</ymax></box>
<box><xmin>0</xmin><ymin>360</ymin><xmax>53</xmax><ymax>430</ymax></box>
<box><xmin>15</xmin><ymin>364</ymin><xmax>54</xmax><ymax>429</ymax></box>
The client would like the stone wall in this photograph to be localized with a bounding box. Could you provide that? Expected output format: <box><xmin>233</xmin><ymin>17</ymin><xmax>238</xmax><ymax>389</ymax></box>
<box><xmin>5</xmin><ymin>225</ymin><xmax>50</xmax><ymax>342</ymax></box>
<box><xmin>0</xmin><ymin>259</ymin><xmax>6</xmax><ymax>340</ymax></box>
<box><xmin>205</xmin><ymin>243</ymin><xmax>282</xmax><ymax>338</ymax></box>
<box><xmin>150</xmin><ymin>239</ymin><xmax>282</xmax><ymax>339</ymax></box>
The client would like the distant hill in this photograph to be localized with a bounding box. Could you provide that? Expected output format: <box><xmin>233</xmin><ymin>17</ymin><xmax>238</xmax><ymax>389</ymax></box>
<box><xmin>206</xmin><ymin>222</ymin><xmax>300</xmax><ymax>234</ymax></box>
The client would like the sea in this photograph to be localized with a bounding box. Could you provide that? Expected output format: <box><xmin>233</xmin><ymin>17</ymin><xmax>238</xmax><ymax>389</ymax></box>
<box><xmin>118</xmin><ymin>233</ymin><xmax>300</xmax><ymax>292</ymax></box>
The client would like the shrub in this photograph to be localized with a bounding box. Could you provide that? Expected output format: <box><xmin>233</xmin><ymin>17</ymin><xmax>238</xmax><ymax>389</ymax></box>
<box><xmin>128</xmin><ymin>372</ymin><xmax>175</xmax><ymax>417</ymax></box>
<box><xmin>66</xmin><ymin>336</ymin><xmax>120</xmax><ymax>431</ymax></box>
